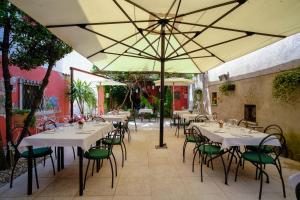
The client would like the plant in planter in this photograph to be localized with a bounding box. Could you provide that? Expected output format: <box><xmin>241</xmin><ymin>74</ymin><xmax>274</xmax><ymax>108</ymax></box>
<box><xmin>272</xmin><ymin>67</ymin><xmax>300</xmax><ymax>104</ymax></box>
<box><xmin>219</xmin><ymin>82</ymin><xmax>236</xmax><ymax>96</ymax></box>
<box><xmin>12</xmin><ymin>109</ymin><xmax>36</xmax><ymax>127</ymax></box>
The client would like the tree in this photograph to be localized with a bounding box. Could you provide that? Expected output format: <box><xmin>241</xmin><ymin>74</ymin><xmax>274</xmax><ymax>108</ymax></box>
<box><xmin>0</xmin><ymin>0</ymin><xmax>72</xmax><ymax>168</ymax></box>
<box><xmin>72</xmin><ymin>80</ymin><xmax>97</xmax><ymax>114</ymax></box>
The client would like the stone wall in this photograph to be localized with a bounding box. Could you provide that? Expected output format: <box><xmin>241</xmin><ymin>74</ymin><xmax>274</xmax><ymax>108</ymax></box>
<box><xmin>209</xmin><ymin>64</ymin><xmax>300</xmax><ymax>135</ymax></box>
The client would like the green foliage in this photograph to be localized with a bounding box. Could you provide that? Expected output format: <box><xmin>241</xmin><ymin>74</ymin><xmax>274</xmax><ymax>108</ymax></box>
<box><xmin>12</xmin><ymin>109</ymin><xmax>36</xmax><ymax>127</ymax></box>
<box><xmin>285</xmin><ymin>132</ymin><xmax>300</xmax><ymax>161</ymax></box>
<box><xmin>272</xmin><ymin>67</ymin><xmax>300</xmax><ymax>104</ymax></box>
<box><xmin>164</xmin><ymin>87</ymin><xmax>173</xmax><ymax>117</ymax></box>
<box><xmin>219</xmin><ymin>82</ymin><xmax>235</xmax><ymax>96</ymax></box>
<box><xmin>72</xmin><ymin>80</ymin><xmax>97</xmax><ymax>114</ymax></box>
<box><xmin>104</xmin><ymin>85</ymin><xmax>128</xmax><ymax>110</ymax></box>
<box><xmin>140</xmin><ymin>95</ymin><xmax>152</xmax><ymax>109</ymax></box>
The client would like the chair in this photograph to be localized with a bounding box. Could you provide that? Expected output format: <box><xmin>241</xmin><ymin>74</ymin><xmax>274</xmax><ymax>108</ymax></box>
<box><xmin>103</xmin><ymin>127</ymin><xmax>127</xmax><ymax>167</ymax></box>
<box><xmin>94</xmin><ymin>116</ymin><xmax>106</xmax><ymax>122</ymax></box>
<box><xmin>10</xmin><ymin>127</ymin><xmax>55</xmax><ymax>189</ymax></box>
<box><xmin>194</xmin><ymin>114</ymin><xmax>209</xmax><ymax>123</ymax></box>
<box><xmin>182</xmin><ymin>126</ymin><xmax>203</xmax><ymax>162</ymax></box>
<box><xmin>83</xmin><ymin>130</ymin><xmax>118</xmax><ymax>188</ymax></box>
<box><xmin>235</xmin><ymin>133</ymin><xmax>286</xmax><ymax>200</ymax></box>
<box><xmin>191</xmin><ymin>126</ymin><xmax>227</xmax><ymax>184</ymax></box>
<box><xmin>127</xmin><ymin>109</ymin><xmax>137</xmax><ymax>132</ymax></box>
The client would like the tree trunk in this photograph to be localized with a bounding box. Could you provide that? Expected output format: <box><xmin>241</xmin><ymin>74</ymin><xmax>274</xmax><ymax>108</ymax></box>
<box><xmin>20</xmin><ymin>37</ymin><xmax>56</xmax><ymax>138</ymax></box>
<box><xmin>118</xmin><ymin>86</ymin><xmax>129</xmax><ymax>109</ymax></box>
<box><xmin>1</xmin><ymin>11</ymin><xmax>13</xmax><ymax>168</ymax></box>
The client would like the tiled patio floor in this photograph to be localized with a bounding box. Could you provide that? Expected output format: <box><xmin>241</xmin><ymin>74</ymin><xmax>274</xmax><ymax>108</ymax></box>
<box><xmin>0</xmin><ymin>122</ymin><xmax>299</xmax><ymax>200</ymax></box>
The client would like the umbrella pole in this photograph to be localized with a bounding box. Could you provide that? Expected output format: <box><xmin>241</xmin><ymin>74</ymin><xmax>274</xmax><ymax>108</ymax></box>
<box><xmin>172</xmin><ymin>83</ymin><xmax>175</xmax><ymax>112</ymax></box>
<box><xmin>157</xmin><ymin>21</ymin><xmax>167</xmax><ymax>149</ymax></box>
<box><xmin>70</xmin><ymin>67</ymin><xmax>74</xmax><ymax>120</ymax></box>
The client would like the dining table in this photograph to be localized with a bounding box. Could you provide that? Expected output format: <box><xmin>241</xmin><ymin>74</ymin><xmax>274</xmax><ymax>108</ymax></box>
<box><xmin>101</xmin><ymin>114</ymin><xmax>128</xmax><ymax>122</ymax></box>
<box><xmin>189</xmin><ymin>122</ymin><xmax>281</xmax><ymax>183</ymax></box>
<box><xmin>18</xmin><ymin>122</ymin><xmax>113</xmax><ymax>196</ymax></box>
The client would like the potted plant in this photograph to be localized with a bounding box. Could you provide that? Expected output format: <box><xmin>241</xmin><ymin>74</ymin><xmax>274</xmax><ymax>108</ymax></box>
<box><xmin>219</xmin><ymin>82</ymin><xmax>236</xmax><ymax>95</ymax></box>
<box><xmin>12</xmin><ymin>109</ymin><xmax>36</xmax><ymax>127</ymax></box>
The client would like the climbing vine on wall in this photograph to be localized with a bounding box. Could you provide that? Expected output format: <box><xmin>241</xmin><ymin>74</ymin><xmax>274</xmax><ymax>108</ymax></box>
<box><xmin>272</xmin><ymin>67</ymin><xmax>300</xmax><ymax>104</ymax></box>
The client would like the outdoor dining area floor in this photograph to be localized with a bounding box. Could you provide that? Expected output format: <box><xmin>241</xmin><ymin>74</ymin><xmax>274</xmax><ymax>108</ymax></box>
<box><xmin>0</xmin><ymin>122</ymin><xmax>299</xmax><ymax>200</ymax></box>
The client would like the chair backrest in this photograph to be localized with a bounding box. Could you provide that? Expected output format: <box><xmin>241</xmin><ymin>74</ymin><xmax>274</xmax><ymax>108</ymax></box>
<box><xmin>43</xmin><ymin>119</ymin><xmax>57</xmax><ymax>131</ymax></box>
<box><xmin>10</xmin><ymin>126</ymin><xmax>31</xmax><ymax>152</ymax></box>
<box><xmin>264</xmin><ymin>124</ymin><xmax>283</xmax><ymax>135</ymax></box>
<box><xmin>94</xmin><ymin>116</ymin><xmax>106</xmax><ymax>122</ymax></box>
<box><xmin>257</xmin><ymin>133</ymin><xmax>286</xmax><ymax>162</ymax></box>
<box><xmin>194</xmin><ymin>114</ymin><xmax>209</xmax><ymax>122</ymax></box>
<box><xmin>189</xmin><ymin>126</ymin><xmax>209</xmax><ymax>145</ymax></box>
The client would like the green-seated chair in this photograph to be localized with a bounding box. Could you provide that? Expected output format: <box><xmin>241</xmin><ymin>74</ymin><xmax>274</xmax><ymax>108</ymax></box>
<box><xmin>235</xmin><ymin>133</ymin><xmax>286</xmax><ymax>200</ymax></box>
<box><xmin>182</xmin><ymin>126</ymin><xmax>204</xmax><ymax>162</ymax></box>
<box><xmin>192</xmin><ymin>133</ymin><xmax>227</xmax><ymax>184</ymax></box>
<box><xmin>83</xmin><ymin>131</ymin><xmax>118</xmax><ymax>189</ymax></box>
<box><xmin>10</xmin><ymin>127</ymin><xmax>55</xmax><ymax>189</ymax></box>
<box><xmin>103</xmin><ymin>127</ymin><xmax>127</xmax><ymax>167</ymax></box>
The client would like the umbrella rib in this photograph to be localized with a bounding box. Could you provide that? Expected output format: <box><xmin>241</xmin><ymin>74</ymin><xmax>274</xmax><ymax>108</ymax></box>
<box><xmin>168</xmin><ymin>0</ymin><xmax>237</xmax><ymax>20</ymax></box>
<box><xmin>81</xmin><ymin>26</ymin><xmax>157</xmax><ymax>59</ymax></box>
<box><xmin>166</xmin><ymin>23</ymin><xmax>224</xmax><ymax>64</ymax></box>
<box><xmin>172</xmin><ymin>21</ymin><xmax>286</xmax><ymax>38</ymax></box>
<box><xmin>152</xmin><ymin>35</ymin><xmax>161</xmax><ymax>71</ymax></box>
<box><xmin>124</xmin><ymin>0</ymin><xmax>161</xmax><ymax>20</ymax></box>
<box><xmin>98</xmin><ymin>51</ymin><xmax>157</xmax><ymax>60</ymax></box>
<box><xmin>165</xmin><ymin>0</ymin><xmax>177</xmax><ymax>19</ymax></box>
<box><xmin>88</xmin><ymin>22</ymin><xmax>159</xmax><ymax>59</ymax></box>
<box><xmin>166</xmin><ymin>1</ymin><xmax>245</xmax><ymax>59</ymax></box>
<box><xmin>165</xmin><ymin>0</ymin><xmax>182</xmax><ymax>54</ymax></box>
<box><xmin>142</xmin><ymin>35</ymin><xmax>161</xmax><ymax>52</ymax></box>
<box><xmin>169</xmin><ymin>55</ymin><xmax>214</xmax><ymax>61</ymax></box>
<box><xmin>112</xmin><ymin>0</ymin><xmax>161</xmax><ymax>58</ymax></box>
<box><xmin>168</xmin><ymin>34</ymin><xmax>251</xmax><ymax>59</ymax></box>
<box><xmin>100</xmin><ymin>24</ymin><xmax>162</xmax><ymax>71</ymax></box>
<box><xmin>45</xmin><ymin>20</ymin><xmax>157</xmax><ymax>28</ymax></box>
<box><xmin>165</xmin><ymin>24</ymin><xmax>202</xmax><ymax>73</ymax></box>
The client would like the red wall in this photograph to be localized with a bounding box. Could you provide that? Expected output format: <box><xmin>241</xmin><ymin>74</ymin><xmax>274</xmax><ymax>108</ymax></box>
<box><xmin>0</xmin><ymin>64</ymin><xmax>70</xmax><ymax>144</ymax></box>
<box><xmin>173</xmin><ymin>86</ymin><xmax>188</xmax><ymax>110</ymax></box>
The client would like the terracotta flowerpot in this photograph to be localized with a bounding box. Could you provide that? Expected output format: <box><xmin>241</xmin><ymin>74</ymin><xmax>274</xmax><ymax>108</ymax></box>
<box><xmin>12</xmin><ymin>113</ymin><xmax>29</xmax><ymax>127</ymax></box>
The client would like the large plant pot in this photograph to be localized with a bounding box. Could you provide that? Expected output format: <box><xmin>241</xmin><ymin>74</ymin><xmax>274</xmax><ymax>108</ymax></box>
<box><xmin>12</xmin><ymin>113</ymin><xmax>29</xmax><ymax>127</ymax></box>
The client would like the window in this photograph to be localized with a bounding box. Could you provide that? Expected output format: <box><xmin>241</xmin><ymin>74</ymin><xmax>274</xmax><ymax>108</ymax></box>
<box><xmin>244</xmin><ymin>104</ymin><xmax>256</xmax><ymax>122</ymax></box>
<box><xmin>212</xmin><ymin>92</ymin><xmax>217</xmax><ymax>105</ymax></box>
<box><xmin>22</xmin><ymin>81</ymin><xmax>43</xmax><ymax>110</ymax></box>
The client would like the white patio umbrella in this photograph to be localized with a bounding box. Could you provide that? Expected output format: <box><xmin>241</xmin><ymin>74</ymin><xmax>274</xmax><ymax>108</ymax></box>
<box><xmin>154</xmin><ymin>77</ymin><xmax>194</xmax><ymax>111</ymax></box>
<box><xmin>10</xmin><ymin>0</ymin><xmax>300</xmax><ymax>149</ymax></box>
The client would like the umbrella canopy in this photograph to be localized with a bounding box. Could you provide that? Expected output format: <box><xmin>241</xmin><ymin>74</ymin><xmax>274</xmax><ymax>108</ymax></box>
<box><xmin>99</xmin><ymin>79</ymin><xmax>126</xmax><ymax>86</ymax></box>
<box><xmin>10</xmin><ymin>0</ymin><xmax>300</xmax><ymax>73</ymax></box>
<box><xmin>10</xmin><ymin>0</ymin><xmax>300</xmax><ymax>148</ymax></box>
<box><xmin>154</xmin><ymin>77</ymin><xmax>194</xmax><ymax>86</ymax></box>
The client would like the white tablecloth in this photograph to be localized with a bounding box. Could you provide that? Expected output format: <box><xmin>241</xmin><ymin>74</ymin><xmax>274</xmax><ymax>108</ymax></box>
<box><xmin>173</xmin><ymin>110</ymin><xmax>190</xmax><ymax>116</ymax></box>
<box><xmin>18</xmin><ymin>122</ymin><xmax>113</xmax><ymax>152</ymax></box>
<box><xmin>107</xmin><ymin>111</ymin><xmax>130</xmax><ymax>117</ymax></box>
<box><xmin>189</xmin><ymin>122</ymin><xmax>281</xmax><ymax>149</ymax></box>
<box><xmin>138</xmin><ymin>108</ymin><xmax>153</xmax><ymax>114</ymax></box>
<box><xmin>101</xmin><ymin>114</ymin><xmax>128</xmax><ymax>122</ymax></box>
<box><xmin>181</xmin><ymin>113</ymin><xmax>201</xmax><ymax>121</ymax></box>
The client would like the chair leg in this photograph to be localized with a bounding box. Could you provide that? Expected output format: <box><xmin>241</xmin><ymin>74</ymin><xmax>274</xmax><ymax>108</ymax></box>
<box><xmin>259</xmin><ymin>164</ymin><xmax>264</xmax><ymax>200</ymax></box>
<box><xmin>43</xmin><ymin>156</ymin><xmax>46</xmax><ymax>166</ymax></box>
<box><xmin>108</xmin><ymin>157</ymin><xmax>114</xmax><ymax>188</ymax></box>
<box><xmin>182</xmin><ymin>141</ymin><xmax>187</xmax><ymax>163</ymax></box>
<box><xmin>33</xmin><ymin>158</ymin><xmax>39</xmax><ymax>189</ymax></box>
<box><xmin>50</xmin><ymin>154</ymin><xmax>56</xmax><ymax>175</ymax></box>
<box><xmin>120</xmin><ymin>144</ymin><xmax>125</xmax><ymax>167</ymax></box>
<box><xmin>72</xmin><ymin>147</ymin><xmax>76</xmax><ymax>160</ymax></box>
<box><xmin>200</xmin><ymin>153</ymin><xmax>204</xmax><ymax>182</ymax></box>
<box><xmin>234</xmin><ymin>157</ymin><xmax>242</xmax><ymax>182</ymax></box>
<box><xmin>122</xmin><ymin>141</ymin><xmax>127</xmax><ymax>160</ymax></box>
<box><xmin>192</xmin><ymin>150</ymin><xmax>198</xmax><ymax>172</ymax></box>
<box><xmin>275</xmin><ymin>160</ymin><xmax>286</xmax><ymax>198</ymax></box>
<box><xmin>112</xmin><ymin>152</ymin><xmax>118</xmax><ymax>177</ymax></box>
<box><xmin>54</xmin><ymin>147</ymin><xmax>57</xmax><ymax>158</ymax></box>
<box><xmin>92</xmin><ymin>160</ymin><xmax>95</xmax><ymax>176</ymax></box>
<box><xmin>83</xmin><ymin>159</ymin><xmax>91</xmax><ymax>189</ymax></box>
<box><xmin>10</xmin><ymin>157</ymin><xmax>19</xmax><ymax>188</ymax></box>
<box><xmin>220</xmin><ymin>154</ymin><xmax>228</xmax><ymax>185</ymax></box>
<box><xmin>209</xmin><ymin>154</ymin><xmax>214</xmax><ymax>170</ymax></box>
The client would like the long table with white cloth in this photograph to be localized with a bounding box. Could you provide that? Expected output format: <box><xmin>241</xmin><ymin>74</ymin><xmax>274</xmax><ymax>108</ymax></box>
<box><xmin>18</xmin><ymin>122</ymin><xmax>113</xmax><ymax>196</ymax></box>
<box><xmin>189</xmin><ymin>122</ymin><xmax>281</xmax><ymax>183</ymax></box>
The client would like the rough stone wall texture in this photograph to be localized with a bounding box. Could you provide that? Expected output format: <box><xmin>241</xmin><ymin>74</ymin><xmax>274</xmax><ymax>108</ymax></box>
<box><xmin>209</xmin><ymin>69</ymin><xmax>300</xmax><ymax>135</ymax></box>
